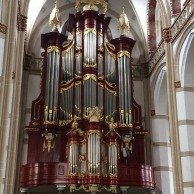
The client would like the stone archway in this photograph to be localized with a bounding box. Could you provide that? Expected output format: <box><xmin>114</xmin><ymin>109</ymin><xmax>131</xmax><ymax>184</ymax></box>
<box><xmin>150</xmin><ymin>65</ymin><xmax>175</xmax><ymax>194</ymax></box>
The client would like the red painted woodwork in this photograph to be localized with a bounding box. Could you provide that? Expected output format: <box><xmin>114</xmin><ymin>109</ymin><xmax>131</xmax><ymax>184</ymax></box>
<box><xmin>20</xmin><ymin>163</ymin><xmax>68</xmax><ymax>187</ymax></box>
<box><xmin>118</xmin><ymin>164</ymin><xmax>155</xmax><ymax>189</ymax></box>
<box><xmin>21</xmin><ymin>8</ymin><xmax>155</xmax><ymax>191</ymax></box>
<box><xmin>20</xmin><ymin>163</ymin><xmax>154</xmax><ymax>189</ymax></box>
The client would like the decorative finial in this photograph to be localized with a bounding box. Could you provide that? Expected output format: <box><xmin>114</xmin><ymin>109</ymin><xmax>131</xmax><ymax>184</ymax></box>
<box><xmin>75</xmin><ymin>0</ymin><xmax>108</xmax><ymax>14</ymax></box>
<box><xmin>118</xmin><ymin>7</ymin><xmax>130</xmax><ymax>36</ymax></box>
<box><xmin>49</xmin><ymin>0</ymin><xmax>61</xmax><ymax>32</ymax></box>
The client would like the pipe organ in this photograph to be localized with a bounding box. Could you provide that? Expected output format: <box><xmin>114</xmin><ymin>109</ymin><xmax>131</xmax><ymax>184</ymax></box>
<box><xmin>21</xmin><ymin>1</ymin><xmax>155</xmax><ymax>194</ymax></box>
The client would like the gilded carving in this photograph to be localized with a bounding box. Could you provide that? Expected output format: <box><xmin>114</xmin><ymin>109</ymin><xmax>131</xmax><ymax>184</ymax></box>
<box><xmin>47</xmin><ymin>46</ymin><xmax>61</xmax><ymax>54</ymax></box>
<box><xmin>25</xmin><ymin>128</ymin><xmax>39</xmax><ymax>132</ymax></box>
<box><xmin>122</xmin><ymin>134</ymin><xmax>134</xmax><ymax>157</ymax></box>
<box><xmin>49</xmin><ymin>0</ymin><xmax>61</xmax><ymax>31</ymax></box>
<box><xmin>83</xmin><ymin>74</ymin><xmax>97</xmax><ymax>81</ymax></box>
<box><xmin>42</xmin><ymin>132</ymin><xmax>57</xmax><ymax>152</ymax></box>
<box><xmin>67</xmin><ymin>116</ymin><xmax>84</xmax><ymax>136</ymax></box>
<box><xmin>0</xmin><ymin>23</ymin><xmax>7</xmax><ymax>34</ymax></box>
<box><xmin>84</xmin><ymin>28</ymin><xmax>96</xmax><ymax>35</ymax></box>
<box><xmin>118</xmin><ymin>7</ymin><xmax>130</xmax><ymax>35</ymax></box>
<box><xmin>84</xmin><ymin>107</ymin><xmax>102</xmax><ymax>122</ymax></box>
<box><xmin>162</xmin><ymin>28</ymin><xmax>172</xmax><ymax>43</ymax></box>
<box><xmin>117</xmin><ymin>50</ymin><xmax>130</xmax><ymax>58</ymax></box>
<box><xmin>105</xmin><ymin>43</ymin><xmax>116</xmax><ymax>60</ymax></box>
<box><xmin>105</xmin><ymin>118</ymin><xmax>121</xmax><ymax>138</ymax></box>
<box><xmin>62</xmin><ymin>40</ymin><xmax>74</xmax><ymax>54</ymax></box>
<box><xmin>75</xmin><ymin>0</ymin><xmax>108</xmax><ymax>14</ymax></box>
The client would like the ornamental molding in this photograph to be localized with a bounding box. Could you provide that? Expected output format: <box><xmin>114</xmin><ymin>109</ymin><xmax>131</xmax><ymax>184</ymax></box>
<box><xmin>162</xmin><ymin>28</ymin><xmax>172</xmax><ymax>43</ymax></box>
<box><xmin>147</xmin><ymin>0</ymin><xmax>194</xmax><ymax>77</ymax></box>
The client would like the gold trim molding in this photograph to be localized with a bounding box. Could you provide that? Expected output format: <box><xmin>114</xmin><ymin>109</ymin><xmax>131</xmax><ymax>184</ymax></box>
<box><xmin>0</xmin><ymin>23</ymin><xmax>7</xmax><ymax>34</ymax></box>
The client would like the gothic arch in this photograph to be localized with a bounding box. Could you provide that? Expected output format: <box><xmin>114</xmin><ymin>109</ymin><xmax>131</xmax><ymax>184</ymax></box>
<box><xmin>149</xmin><ymin>61</ymin><xmax>166</xmax><ymax>110</ymax></box>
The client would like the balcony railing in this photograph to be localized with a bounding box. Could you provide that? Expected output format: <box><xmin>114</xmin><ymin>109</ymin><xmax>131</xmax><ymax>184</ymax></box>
<box><xmin>148</xmin><ymin>0</ymin><xmax>194</xmax><ymax>76</ymax></box>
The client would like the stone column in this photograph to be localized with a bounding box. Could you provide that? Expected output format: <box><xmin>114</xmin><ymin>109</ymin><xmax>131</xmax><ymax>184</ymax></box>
<box><xmin>162</xmin><ymin>27</ymin><xmax>183</xmax><ymax>194</ymax></box>
<box><xmin>0</xmin><ymin>0</ymin><xmax>27</xmax><ymax>193</ymax></box>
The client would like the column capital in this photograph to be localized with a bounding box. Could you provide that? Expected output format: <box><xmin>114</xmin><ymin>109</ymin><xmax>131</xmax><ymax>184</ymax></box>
<box><xmin>17</xmin><ymin>14</ymin><xmax>27</xmax><ymax>31</ymax></box>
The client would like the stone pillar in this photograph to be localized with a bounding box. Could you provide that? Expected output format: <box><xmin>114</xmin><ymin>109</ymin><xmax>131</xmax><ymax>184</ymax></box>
<box><xmin>0</xmin><ymin>0</ymin><xmax>27</xmax><ymax>193</ymax></box>
<box><xmin>162</xmin><ymin>27</ymin><xmax>183</xmax><ymax>194</ymax></box>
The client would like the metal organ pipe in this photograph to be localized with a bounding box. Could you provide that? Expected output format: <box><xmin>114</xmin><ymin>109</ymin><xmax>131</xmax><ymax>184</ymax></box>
<box><xmin>127</xmin><ymin>57</ymin><xmax>131</xmax><ymax>111</ymax></box>
<box><xmin>69</xmin><ymin>143</ymin><xmax>78</xmax><ymax>174</ymax></box>
<box><xmin>123</xmin><ymin>56</ymin><xmax>128</xmax><ymax>124</ymax></box>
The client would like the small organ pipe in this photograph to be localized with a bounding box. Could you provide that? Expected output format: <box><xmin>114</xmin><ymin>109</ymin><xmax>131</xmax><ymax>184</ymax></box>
<box><xmin>123</xmin><ymin>56</ymin><xmax>128</xmax><ymax>124</ymax></box>
<box><xmin>127</xmin><ymin>57</ymin><xmax>131</xmax><ymax>109</ymax></box>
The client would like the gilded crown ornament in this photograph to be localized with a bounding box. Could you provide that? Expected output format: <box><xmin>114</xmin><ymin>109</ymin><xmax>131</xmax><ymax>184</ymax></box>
<box><xmin>75</xmin><ymin>0</ymin><xmax>108</xmax><ymax>13</ymax></box>
<box><xmin>49</xmin><ymin>0</ymin><xmax>61</xmax><ymax>32</ymax></box>
<box><xmin>118</xmin><ymin>7</ymin><xmax>130</xmax><ymax>36</ymax></box>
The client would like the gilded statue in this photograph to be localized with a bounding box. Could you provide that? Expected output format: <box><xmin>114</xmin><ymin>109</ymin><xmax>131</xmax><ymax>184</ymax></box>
<box><xmin>49</xmin><ymin>0</ymin><xmax>61</xmax><ymax>31</ymax></box>
<box><xmin>42</xmin><ymin>132</ymin><xmax>57</xmax><ymax>152</ymax></box>
<box><xmin>75</xmin><ymin>0</ymin><xmax>108</xmax><ymax>13</ymax></box>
